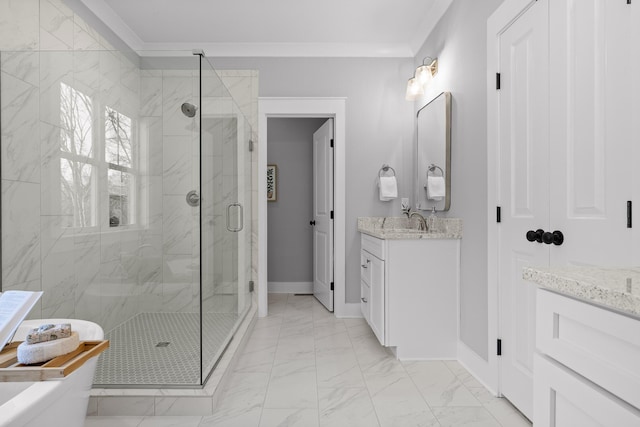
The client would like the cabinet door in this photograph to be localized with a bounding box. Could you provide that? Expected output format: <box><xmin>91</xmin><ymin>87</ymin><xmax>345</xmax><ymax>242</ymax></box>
<box><xmin>360</xmin><ymin>281</ymin><xmax>370</xmax><ymax>322</ymax></box>
<box><xmin>369</xmin><ymin>255</ymin><xmax>385</xmax><ymax>345</ymax></box>
<box><xmin>549</xmin><ymin>0</ymin><xmax>634</xmax><ymax>266</ymax></box>
<box><xmin>360</xmin><ymin>250</ymin><xmax>372</xmax><ymax>286</ymax></box>
<box><xmin>534</xmin><ymin>354</ymin><xmax>640</xmax><ymax>427</ymax></box>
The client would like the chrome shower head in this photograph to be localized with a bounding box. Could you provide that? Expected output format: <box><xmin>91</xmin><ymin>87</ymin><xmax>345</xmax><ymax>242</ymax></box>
<box><xmin>181</xmin><ymin>102</ymin><xmax>197</xmax><ymax>118</ymax></box>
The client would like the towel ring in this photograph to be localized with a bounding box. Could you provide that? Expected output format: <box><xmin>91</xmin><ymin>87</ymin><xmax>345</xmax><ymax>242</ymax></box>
<box><xmin>379</xmin><ymin>164</ymin><xmax>396</xmax><ymax>178</ymax></box>
<box><xmin>427</xmin><ymin>163</ymin><xmax>444</xmax><ymax>177</ymax></box>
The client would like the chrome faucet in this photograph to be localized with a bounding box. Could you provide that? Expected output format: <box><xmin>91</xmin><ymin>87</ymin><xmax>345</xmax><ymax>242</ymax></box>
<box><xmin>409</xmin><ymin>211</ymin><xmax>427</xmax><ymax>231</ymax></box>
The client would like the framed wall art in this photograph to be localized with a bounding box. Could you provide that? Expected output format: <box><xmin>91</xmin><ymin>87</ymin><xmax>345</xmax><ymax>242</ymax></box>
<box><xmin>267</xmin><ymin>164</ymin><xmax>277</xmax><ymax>201</ymax></box>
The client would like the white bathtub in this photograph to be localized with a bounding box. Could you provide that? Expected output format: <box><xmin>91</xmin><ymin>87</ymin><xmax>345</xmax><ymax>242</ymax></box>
<box><xmin>0</xmin><ymin>319</ymin><xmax>104</xmax><ymax>427</ymax></box>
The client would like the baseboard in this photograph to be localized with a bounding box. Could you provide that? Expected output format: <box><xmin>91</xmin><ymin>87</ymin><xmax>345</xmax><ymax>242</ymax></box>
<box><xmin>457</xmin><ymin>340</ymin><xmax>498</xmax><ymax>395</ymax></box>
<box><xmin>335</xmin><ymin>302</ymin><xmax>362</xmax><ymax>318</ymax></box>
<box><xmin>268</xmin><ymin>281</ymin><xmax>313</xmax><ymax>294</ymax></box>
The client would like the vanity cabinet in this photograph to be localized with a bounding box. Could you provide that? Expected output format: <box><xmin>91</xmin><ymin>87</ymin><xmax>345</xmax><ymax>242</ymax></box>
<box><xmin>533</xmin><ymin>289</ymin><xmax>640</xmax><ymax>426</ymax></box>
<box><xmin>359</xmin><ymin>233</ymin><xmax>459</xmax><ymax>359</ymax></box>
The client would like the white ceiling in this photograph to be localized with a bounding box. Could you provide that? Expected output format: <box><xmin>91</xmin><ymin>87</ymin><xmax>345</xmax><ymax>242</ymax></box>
<box><xmin>81</xmin><ymin>0</ymin><xmax>453</xmax><ymax>57</ymax></box>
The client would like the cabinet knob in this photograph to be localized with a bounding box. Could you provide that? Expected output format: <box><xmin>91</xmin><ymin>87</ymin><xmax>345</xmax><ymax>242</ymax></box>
<box><xmin>310</xmin><ymin>220</ymin><xmax>316</xmax><ymax>226</ymax></box>
<box><xmin>361</xmin><ymin>259</ymin><xmax>370</xmax><ymax>268</ymax></box>
<box><xmin>361</xmin><ymin>297</ymin><xmax>367</xmax><ymax>303</ymax></box>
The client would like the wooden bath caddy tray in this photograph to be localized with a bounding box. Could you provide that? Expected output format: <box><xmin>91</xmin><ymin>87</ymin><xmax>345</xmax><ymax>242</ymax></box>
<box><xmin>0</xmin><ymin>340</ymin><xmax>109</xmax><ymax>382</ymax></box>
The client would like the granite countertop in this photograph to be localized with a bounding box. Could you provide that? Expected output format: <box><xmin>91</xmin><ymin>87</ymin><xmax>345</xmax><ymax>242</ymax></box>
<box><xmin>523</xmin><ymin>266</ymin><xmax>640</xmax><ymax>318</ymax></box>
<box><xmin>357</xmin><ymin>217</ymin><xmax>463</xmax><ymax>240</ymax></box>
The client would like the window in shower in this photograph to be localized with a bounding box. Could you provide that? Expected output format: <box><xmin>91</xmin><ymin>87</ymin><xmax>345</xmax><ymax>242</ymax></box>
<box><xmin>60</xmin><ymin>82</ymin><xmax>97</xmax><ymax>229</ymax></box>
<box><xmin>105</xmin><ymin>106</ymin><xmax>137</xmax><ymax>228</ymax></box>
<box><xmin>59</xmin><ymin>82</ymin><xmax>139</xmax><ymax>230</ymax></box>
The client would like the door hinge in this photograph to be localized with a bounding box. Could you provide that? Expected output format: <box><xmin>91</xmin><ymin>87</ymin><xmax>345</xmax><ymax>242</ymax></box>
<box><xmin>330</xmin><ymin>138</ymin><xmax>334</xmax><ymax>148</ymax></box>
<box><xmin>497</xmin><ymin>339</ymin><xmax>502</xmax><ymax>356</ymax></box>
<box><xmin>496</xmin><ymin>206</ymin><xmax>501</xmax><ymax>223</ymax></box>
<box><xmin>249</xmin><ymin>281</ymin><xmax>254</xmax><ymax>292</ymax></box>
<box><xmin>628</xmin><ymin>201</ymin><xmax>632</xmax><ymax>228</ymax></box>
<box><xmin>496</xmin><ymin>73</ymin><xmax>501</xmax><ymax>90</ymax></box>
<box><xmin>330</xmin><ymin>210</ymin><xmax>334</xmax><ymax>220</ymax></box>
<box><xmin>248</xmin><ymin>139</ymin><xmax>254</xmax><ymax>152</ymax></box>
<box><xmin>330</xmin><ymin>282</ymin><xmax>334</xmax><ymax>291</ymax></box>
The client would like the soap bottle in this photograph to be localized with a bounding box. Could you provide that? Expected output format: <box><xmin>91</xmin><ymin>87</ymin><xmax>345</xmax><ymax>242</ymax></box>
<box><xmin>427</xmin><ymin>206</ymin><xmax>437</xmax><ymax>233</ymax></box>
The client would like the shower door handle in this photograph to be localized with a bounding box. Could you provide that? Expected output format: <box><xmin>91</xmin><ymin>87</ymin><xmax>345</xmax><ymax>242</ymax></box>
<box><xmin>226</xmin><ymin>203</ymin><xmax>244</xmax><ymax>232</ymax></box>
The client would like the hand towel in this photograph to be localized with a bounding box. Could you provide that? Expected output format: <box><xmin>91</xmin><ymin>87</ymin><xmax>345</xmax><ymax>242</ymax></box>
<box><xmin>379</xmin><ymin>176</ymin><xmax>398</xmax><ymax>201</ymax></box>
<box><xmin>426</xmin><ymin>176</ymin><xmax>446</xmax><ymax>200</ymax></box>
<box><xmin>17</xmin><ymin>331</ymin><xmax>80</xmax><ymax>365</ymax></box>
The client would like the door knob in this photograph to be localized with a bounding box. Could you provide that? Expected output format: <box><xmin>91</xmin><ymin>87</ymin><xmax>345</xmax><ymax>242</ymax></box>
<box><xmin>526</xmin><ymin>229</ymin><xmax>544</xmax><ymax>243</ymax></box>
<box><xmin>542</xmin><ymin>230</ymin><xmax>564</xmax><ymax>245</ymax></box>
<box><xmin>310</xmin><ymin>220</ymin><xmax>316</xmax><ymax>226</ymax></box>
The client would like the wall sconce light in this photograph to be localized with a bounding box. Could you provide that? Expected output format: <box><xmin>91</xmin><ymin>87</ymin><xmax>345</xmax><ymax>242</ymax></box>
<box><xmin>405</xmin><ymin>57</ymin><xmax>438</xmax><ymax>101</ymax></box>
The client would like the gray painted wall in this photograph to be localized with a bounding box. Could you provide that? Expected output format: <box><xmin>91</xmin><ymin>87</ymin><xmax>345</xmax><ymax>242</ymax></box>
<box><xmin>267</xmin><ymin>118</ymin><xmax>327</xmax><ymax>283</ymax></box>
<box><xmin>210</xmin><ymin>57</ymin><xmax>415</xmax><ymax>303</ymax></box>
<box><xmin>413</xmin><ymin>0</ymin><xmax>504</xmax><ymax>360</ymax></box>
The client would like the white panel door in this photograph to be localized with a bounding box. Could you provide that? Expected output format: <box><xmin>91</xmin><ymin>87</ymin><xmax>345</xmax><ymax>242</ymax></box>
<box><xmin>549</xmin><ymin>0</ymin><xmax>633</xmax><ymax>266</ymax></box>
<box><xmin>634</xmin><ymin>0</ymin><xmax>640</xmax><ymax>259</ymax></box>
<box><xmin>497</xmin><ymin>0</ymin><xmax>549</xmax><ymax>419</ymax></box>
<box><xmin>313</xmin><ymin>119</ymin><xmax>334</xmax><ymax>311</ymax></box>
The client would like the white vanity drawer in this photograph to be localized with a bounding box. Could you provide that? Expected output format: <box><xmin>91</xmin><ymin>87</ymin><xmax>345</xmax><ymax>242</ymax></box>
<box><xmin>361</xmin><ymin>234</ymin><xmax>385</xmax><ymax>260</ymax></box>
<box><xmin>534</xmin><ymin>353</ymin><xmax>640</xmax><ymax>426</ymax></box>
<box><xmin>536</xmin><ymin>289</ymin><xmax>640</xmax><ymax>409</ymax></box>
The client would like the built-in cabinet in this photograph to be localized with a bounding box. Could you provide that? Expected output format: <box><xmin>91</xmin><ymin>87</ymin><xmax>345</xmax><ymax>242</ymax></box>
<box><xmin>533</xmin><ymin>289</ymin><xmax>640</xmax><ymax>426</ymax></box>
<box><xmin>359</xmin><ymin>233</ymin><xmax>459</xmax><ymax>359</ymax></box>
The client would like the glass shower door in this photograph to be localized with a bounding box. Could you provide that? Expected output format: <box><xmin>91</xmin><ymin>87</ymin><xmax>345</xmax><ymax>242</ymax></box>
<box><xmin>199</xmin><ymin>60</ymin><xmax>252</xmax><ymax>382</ymax></box>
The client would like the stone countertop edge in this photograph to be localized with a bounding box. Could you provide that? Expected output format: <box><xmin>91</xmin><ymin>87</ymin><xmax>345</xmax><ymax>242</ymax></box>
<box><xmin>523</xmin><ymin>266</ymin><xmax>640</xmax><ymax>319</ymax></box>
<box><xmin>357</xmin><ymin>217</ymin><xmax>463</xmax><ymax>240</ymax></box>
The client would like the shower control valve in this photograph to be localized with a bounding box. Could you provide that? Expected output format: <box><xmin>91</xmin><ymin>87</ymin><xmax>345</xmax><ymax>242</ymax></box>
<box><xmin>186</xmin><ymin>190</ymin><xmax>200</xmax><ymax>207</ymax></box>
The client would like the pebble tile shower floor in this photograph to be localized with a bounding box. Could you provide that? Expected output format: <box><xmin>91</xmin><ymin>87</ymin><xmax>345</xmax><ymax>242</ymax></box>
<box><xmin>94</xmin><ymin>312</ymin><xmax>238</xmax><ymax>386</ymax></box>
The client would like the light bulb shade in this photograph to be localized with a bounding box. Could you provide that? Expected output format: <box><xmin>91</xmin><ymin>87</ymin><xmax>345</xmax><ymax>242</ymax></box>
<box><xmin>405</xmin><ymin>77</ymin><xmax>423</xmax><ymax>101</ymax></box>
<box><xmin>415</xmin><ymin>64</ymin><xmax>433</xmax><ymax>86</ymax></box>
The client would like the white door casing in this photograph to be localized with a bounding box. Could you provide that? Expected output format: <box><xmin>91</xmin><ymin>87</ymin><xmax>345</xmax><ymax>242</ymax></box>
<box><xmin>313</xmin><ymin>119</ymin><xmax>334</xmax><ymax>311</ymax></box>
<box><xmin>549</xmin><ymin>0</ymin><xmax>633</xmax><ymax>267</ymax></box>
<box><xmin>258</xmin><ymin>98</ymin><xmax>348</xmax><ymax>318</ymax></box>
<box><xmin>496</xmin><ymin>0</ymin><xmax>549</xmax><ymax>419</ymax></box>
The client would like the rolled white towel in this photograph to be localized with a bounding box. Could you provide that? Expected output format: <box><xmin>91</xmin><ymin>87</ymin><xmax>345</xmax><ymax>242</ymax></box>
<box><xmin>426</xmin><ymin>176</ymin><xmax>445</xmax><ymax>200</ymax></box>
<box><xmin>379</xmin><ymin>176</ymin><xmax>398</xmax><ymax>201</ymax></box>
<box><xmin>17</xmin><ymin>331</ymin><xmax>80</xmax><ymax>365</ymax></box>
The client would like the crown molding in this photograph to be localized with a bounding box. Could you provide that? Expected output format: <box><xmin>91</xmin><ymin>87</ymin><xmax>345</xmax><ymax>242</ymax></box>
<box><xmin>409</xmin><ymin>0</ymin><xmax>454</xmax><ymax>55</ymax></box>
<box><xmin>79</xmin><ymin>0</ymin><xmax>145</xmax><ymax>51</ymax></box>
<box><xmin>135</xmin><ymin>42</ymin><xmax>414</xmax><ymax>58</ymax></box>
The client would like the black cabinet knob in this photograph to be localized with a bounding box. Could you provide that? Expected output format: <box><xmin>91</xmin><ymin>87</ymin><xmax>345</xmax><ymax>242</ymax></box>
<box><xmin>310</xmin><ymin>220</ymin><xmax>316</xmax><ymax>226</ymax></box>
<box><xmin>526</xmin><ymin>229</ymin><xmax>544</xmax><ymax>243</ymax></box>
<box><xmin>551</xmin><ymin>230</ymin><xmax>564</xmax><ymax>246</ymax></box>
<box><xmin>542</xmin><ymin>231</ymin><xmax>554</xmax><ymax>244</ymax></box>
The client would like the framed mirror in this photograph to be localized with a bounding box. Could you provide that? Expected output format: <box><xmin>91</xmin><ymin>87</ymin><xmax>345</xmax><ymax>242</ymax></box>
<box><xmin>415</xmin><ymin>91</ymin><xmax>451</xmax><ymax>211</ymax></box>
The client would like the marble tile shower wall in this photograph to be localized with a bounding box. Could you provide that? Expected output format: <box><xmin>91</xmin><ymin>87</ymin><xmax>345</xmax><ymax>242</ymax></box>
<box><xmin>0</xmin><ymin>0</ymin><xmax>147</xmax><ymax>332</ymax></box>
<box><xmin>0</xmin><ymin>0</ymin><xmax>259</xmax><ymax>333</ymax></box>
<box><xmin>0</xmin><ymin>0</ymin><xmax>195</xmax><ymax>332</ymax></box>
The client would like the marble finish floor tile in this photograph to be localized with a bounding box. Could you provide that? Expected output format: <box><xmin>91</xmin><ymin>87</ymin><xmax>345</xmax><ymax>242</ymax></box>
<box><xmin>86</xmin><ymin>294</ymin><xmax>530</xmax><ymax>427</ymax></box>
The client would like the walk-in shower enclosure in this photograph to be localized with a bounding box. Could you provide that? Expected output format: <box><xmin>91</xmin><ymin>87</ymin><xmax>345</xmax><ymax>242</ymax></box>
<box><xmin>0</xmin><ymin>1</ymin><xmax>253</xmax><ymax>387</ymax></box>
